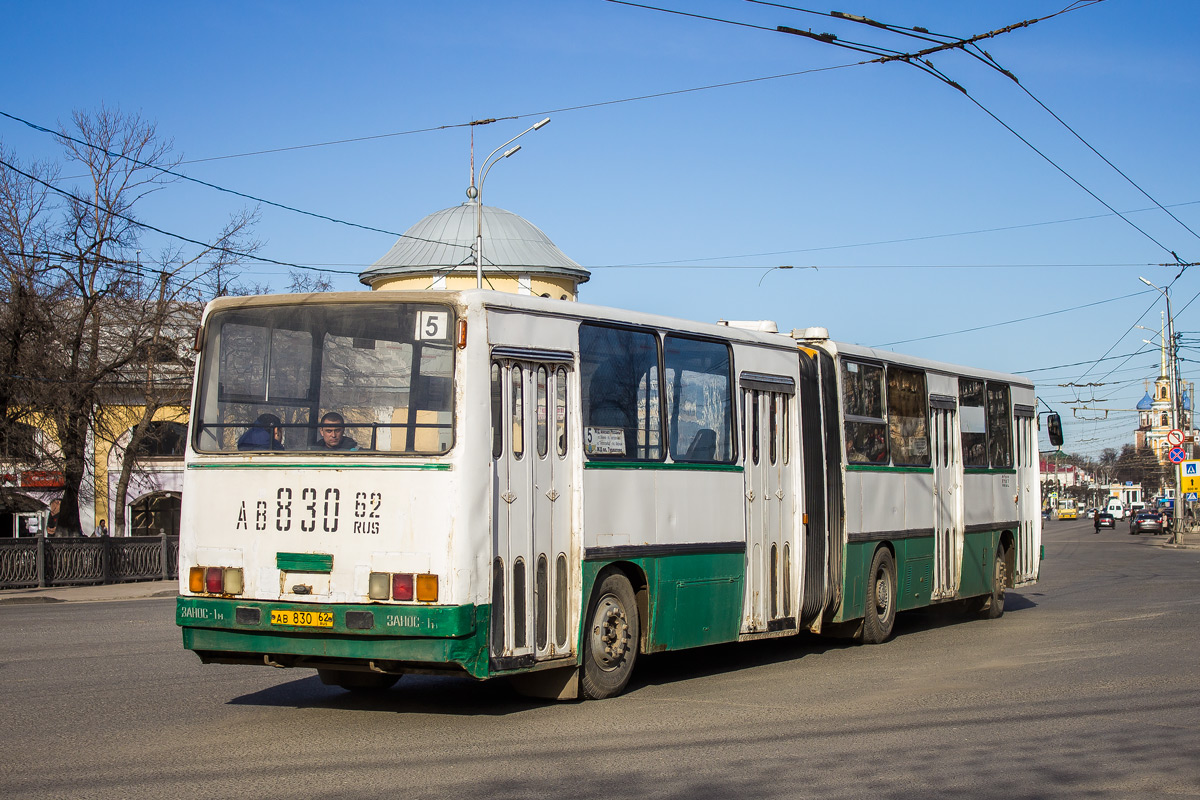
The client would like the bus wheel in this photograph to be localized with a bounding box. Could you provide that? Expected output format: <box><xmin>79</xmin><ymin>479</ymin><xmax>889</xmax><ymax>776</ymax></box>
<box><xmin>861</xmin><ymin>548</ymin><xmax>896</xmax><ymax>644</ymax></box>
<box><xmin>317</xmin><ymin>669</ymin><xmax>400</xmax><ymax>693</ymax></box>
<box><xmin>581</xmin><ymin>571</ymin><xmax>639</xmax><ymax>700</ymax></box>
<box><xmin>982</xmin><ymin>545</ymin><xmax>1007</xmax><ymax>619</ymax></box>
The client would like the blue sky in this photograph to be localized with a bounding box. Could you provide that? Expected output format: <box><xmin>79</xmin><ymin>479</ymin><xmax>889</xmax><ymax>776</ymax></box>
<box><xmin>4</xmin><ymin>0</ymin><xmax>1199</xmax><ymax>458</ymax></box>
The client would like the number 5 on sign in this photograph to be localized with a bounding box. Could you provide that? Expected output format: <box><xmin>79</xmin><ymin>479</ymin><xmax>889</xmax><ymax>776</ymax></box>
<box><xmin>416</xmin><ymin>311</ymin><xmax>450</xmax><ymax>341</ymax></box>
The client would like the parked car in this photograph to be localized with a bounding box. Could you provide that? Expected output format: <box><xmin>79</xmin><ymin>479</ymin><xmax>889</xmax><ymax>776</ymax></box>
<box><xmin>1129</xmin><ymin>511</ymin><xmax>1164</xmax><ymax>535</ymax></box>
<box><xmin>1096</xmin><ymin>512</ymin><xmax>1116</xmax><ymax>530</ymax></box>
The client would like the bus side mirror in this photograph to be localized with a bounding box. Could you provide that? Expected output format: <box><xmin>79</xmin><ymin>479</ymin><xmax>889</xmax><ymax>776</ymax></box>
<box><xmin>1046</xmin><ymin>413</ymin><xmax>1064</xmax><ymax>447</ymax></box>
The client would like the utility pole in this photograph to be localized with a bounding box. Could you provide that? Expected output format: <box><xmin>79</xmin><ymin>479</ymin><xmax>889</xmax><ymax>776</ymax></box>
<box><xmin>1143</xmin><ymin>278</ymin><xmax>1186</xmax><ymax>543</ymax></box>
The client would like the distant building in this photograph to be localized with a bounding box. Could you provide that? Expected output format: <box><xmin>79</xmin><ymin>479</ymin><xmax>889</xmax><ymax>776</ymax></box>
<box><xmin>1135</xmin><ymin>325</ymin><xmax>1193</xmax><ymax>464</ymax></box>
<box><xmin>360</xmin><ymin>202</ymin><xmax>591</xmax><ymax>300</ymax></box>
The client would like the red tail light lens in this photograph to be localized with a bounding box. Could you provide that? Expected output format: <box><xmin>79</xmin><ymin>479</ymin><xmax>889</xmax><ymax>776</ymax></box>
<box><xmin>392</xmin><ymin>573</ymin><xmax>414</xmax><ymax>601</ymax></box>
<box><xmin>205</xmin><ymin>567</ymin><xmax>223</xmax><ymax>594</ymax></box>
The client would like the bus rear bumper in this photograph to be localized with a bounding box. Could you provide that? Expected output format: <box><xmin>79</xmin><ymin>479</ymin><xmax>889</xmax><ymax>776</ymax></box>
<box><xmin>177</xmin><ymin>596</ymin><xmax>490</xmax><ymax>679</ymax></box>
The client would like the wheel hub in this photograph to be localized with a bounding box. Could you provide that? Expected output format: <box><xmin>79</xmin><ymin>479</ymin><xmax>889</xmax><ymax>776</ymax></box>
<box><xmin>875</xmin><ymin>572</ymin><xmax>891</xmax><ymax>613</ymax></box>
<box><xmin>591</xmin><ymin>595</ymin><xmax>631</xmax><ymax>671</ymax></box>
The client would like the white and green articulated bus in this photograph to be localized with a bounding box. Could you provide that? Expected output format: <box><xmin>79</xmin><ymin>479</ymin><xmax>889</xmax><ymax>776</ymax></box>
<box><xmin>177</xmin><ymin>290</ymin><xmax>1042</xmax><ymax>699</ymax></box>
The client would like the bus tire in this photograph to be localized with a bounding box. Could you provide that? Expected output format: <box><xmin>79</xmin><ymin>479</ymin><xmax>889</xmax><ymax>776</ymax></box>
<box><xmin>861</xmin><ymin>548</ymin><xmax>896</xmax><ymax>644</ymax></box>
<box><xmin>317</xmin><ymin>668</ymin><xmax>400</xmax><ymax>693</ymax></box>
<box><xmin>982</xmin><ymin>544</ymin><xmax>1007</xmax><ymax>619</ymax></box>
<box><xmin>581</xmin><ymin>570</ymin><xmax>639</xmax><ymax>700</ymax></box>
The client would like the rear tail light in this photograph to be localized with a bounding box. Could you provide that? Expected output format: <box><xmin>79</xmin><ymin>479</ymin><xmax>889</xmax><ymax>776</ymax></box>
<box><xmin>205</xmin><ymin>567</ymin><xmax>224</xmax><ymax>593</ymax></box>
<box><xmin>416</xmin><ymin>573</ymin><xmax>438</xmax><ymax>602</ymax></box>
<box><xmin>392</xmin><ymin>573</ymin><xmax>414</xmax><ymax>601</ymax></box>
<box><xmin>368</xmin><ymin>572</ymin><xmax>390</xmax><ymax>600</ymax></box>
<box><xmin>223</xmin><ymin>568</ymin><xmax>244</xmax><ymax>595</ymax></box>
<box><xmin>366</xmin><ymin>571</ymin><xmax>438</xmax><ymax>602</ymax></box>
<box><xmin>188</xmin><ymin>565</ymin><xmax>244</xmax><ymax>596</ymax></box>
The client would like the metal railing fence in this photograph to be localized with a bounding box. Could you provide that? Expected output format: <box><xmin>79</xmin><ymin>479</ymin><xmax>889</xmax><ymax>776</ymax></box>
<box><xmin>0</xmin><ymin>535</ymin><xmax>178</xmax><ymax>590</ymax></box>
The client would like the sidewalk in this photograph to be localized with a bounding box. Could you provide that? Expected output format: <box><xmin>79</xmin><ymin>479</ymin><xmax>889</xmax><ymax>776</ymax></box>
<box><xmin>0</xmin><ymin>580</ymin><xmax>178</xmax><ymax>605</ymax></box>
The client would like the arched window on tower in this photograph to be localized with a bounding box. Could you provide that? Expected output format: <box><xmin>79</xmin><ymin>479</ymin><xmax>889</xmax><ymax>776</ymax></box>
<box><xmin>1161</xmin><ymin>412</ymin><xmax>1169</xmax><ymax>427</ymax></box>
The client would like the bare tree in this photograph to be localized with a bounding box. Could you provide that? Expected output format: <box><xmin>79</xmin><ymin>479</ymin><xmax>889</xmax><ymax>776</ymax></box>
<box><xmin>0</xmin><ymin>106</ymin><xmax>259</xmax><ymax>534</ymax></box>
<box><xmin>103</xmin><ymin>212</ymin><xmax>259</xmax><ymax>535</ymax></box>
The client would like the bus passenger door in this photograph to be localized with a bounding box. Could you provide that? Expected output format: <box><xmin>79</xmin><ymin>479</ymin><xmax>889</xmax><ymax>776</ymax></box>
<box><xmin>490</xmin><ymin>358</ymin><xmax>575</xmax><ymax>668</ymax></box>
<box><xmin>1014</xmin><ymin>411</ymin><xmax>1039</xmax><ymax>583</ymax></box>
<box><xmin>930</xmin><ymin>401</ymin><xmax>964</xmax><ymax>599</ymax></box>
<box><xmin>742</xmin><ymin>384</ymin><xmax>796</xmax><ymax>632</ymax></box>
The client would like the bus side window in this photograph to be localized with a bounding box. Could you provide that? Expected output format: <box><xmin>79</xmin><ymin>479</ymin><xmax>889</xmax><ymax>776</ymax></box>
<box><xmin>986</xmin><ymin>382</ymin><xmax>1012</xmax><ymax>468</ymax></box>
<box><xmin>663</xmin><ymin>335</ymin><xmax>734</xmax><ymax>463</ymax></box>
<box><xmin>579</xmin><ymin>324</ymin><xmax>662</xmax><ymax>460</ymax></box>
<box><xmin>887</xmin><ymin>366</ymin><xmax>930</xmax><ymax>466</ymax></box>
<box><xmin>842</xmin><ymin>360</ymin><xmax>887</xmax><ymax>464</ymax></box>
<box><xmin>959</xmin><ymin>379</ymin><xmax>988</xmax><ymax>468</ymax></box>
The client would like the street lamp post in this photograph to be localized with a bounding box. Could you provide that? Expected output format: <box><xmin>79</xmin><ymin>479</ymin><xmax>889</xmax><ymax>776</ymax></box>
<box><xmin>466</xmin><ymin>117</ymin><xmax>551</xmax><ymax>289</ymax></box>
<box><xmin>1140</xmin><ymin>276</ymin><xmax>1184</xmax><ymax>542</ymax></box>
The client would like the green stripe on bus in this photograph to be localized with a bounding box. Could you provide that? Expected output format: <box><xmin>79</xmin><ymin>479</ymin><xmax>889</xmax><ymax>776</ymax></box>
<box><xmin>187</xmin><ymin>462</ymin><xmax>451</xmax><ymax>470</ymax></box>
<box><xmin>846</xmin><ymin>464</ymin><xmax>934</xmax><ymax>474</ymax></box>
<box><xmin>177</xmin><ymin>597</ymin><xmax>490</xmax><ymax>678</ymax></box>
<box><xmin>584</xmin><ymin>461</ymin><xmax>743</xmax><ymax>472</ymax></box>
<box><xmin>581</xmin><ymin>550</ymin><xmax>745</xmax><ymax>652</ymax></box>
<box><xmin>963</xmin><ymin>468</ymin><xmax>1017</xmax><ymax>475</ymax></box>
<box><xmin>276</xmin><ymin>552</ymin><xmax>333</xmax><ymax>572</ymax></box>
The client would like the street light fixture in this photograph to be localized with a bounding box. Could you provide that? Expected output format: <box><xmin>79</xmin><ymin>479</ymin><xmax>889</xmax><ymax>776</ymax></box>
<box><xmin>467</xmin><ymin>117</ymin><xmax>551</xmax><ymax>289</ymax></box>
<box><xmin>757</xmin><ymin>264</ymin><xmax>817</xmax><ymax>287</ymax></box>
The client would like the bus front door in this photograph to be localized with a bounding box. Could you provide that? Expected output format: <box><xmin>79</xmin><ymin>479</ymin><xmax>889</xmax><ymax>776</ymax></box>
<box><xmin>491</xmin><ymin>360</ymin><xmax>575</xmax><ymax>668</ymax></box>
<box><xmin>930</xmin><ymin>403</ymin><xmax>964</xmax><ymax>600</ymax></box>
<box><xmin>742</xmin><ymin>386</ymin><xmax>796</xmax><ymax>632</ymax></box>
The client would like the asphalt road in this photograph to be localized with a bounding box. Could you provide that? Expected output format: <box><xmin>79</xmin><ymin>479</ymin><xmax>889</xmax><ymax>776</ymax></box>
<box><xmin>2</xmin><ymin>521</ymin><xmax>1199</xmax><ymax>800</ymax></box>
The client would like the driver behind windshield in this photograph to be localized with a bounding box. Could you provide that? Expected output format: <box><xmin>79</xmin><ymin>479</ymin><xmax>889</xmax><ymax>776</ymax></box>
<box><xmin>316</xmin><ymin>412</ymin><xmax>358</xmax><ymax>451</ymax></box>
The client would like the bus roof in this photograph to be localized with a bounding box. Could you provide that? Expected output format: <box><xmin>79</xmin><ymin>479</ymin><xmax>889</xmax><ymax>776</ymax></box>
<box><xmin>202</xmin><ymin>289</ymin><xmax>1033</xmax><ymax>387</ymax></box>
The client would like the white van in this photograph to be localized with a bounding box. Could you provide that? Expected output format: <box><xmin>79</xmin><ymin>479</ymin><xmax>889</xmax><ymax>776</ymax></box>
<box><xmin>1106</xmin><ymin>499</ymin><xmax>1126</xmax><ymax>520</ymax></box>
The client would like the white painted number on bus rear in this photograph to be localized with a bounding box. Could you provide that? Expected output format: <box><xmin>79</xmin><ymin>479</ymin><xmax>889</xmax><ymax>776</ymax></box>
<box><xmin>233</xmin><ymin>487</ymin><xmax>373</xmax><ymax>534</ymax></box>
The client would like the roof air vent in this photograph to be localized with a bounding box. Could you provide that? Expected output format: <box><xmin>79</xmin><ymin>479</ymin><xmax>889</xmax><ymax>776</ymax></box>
<box><xmin>717</xmin><ymin>320</ymin><xmax>779</xmax><ymax>333</ymax></box>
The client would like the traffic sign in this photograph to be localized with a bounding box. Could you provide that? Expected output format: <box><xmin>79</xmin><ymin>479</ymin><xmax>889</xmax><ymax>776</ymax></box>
<box><xmin>1181</xmin><ymin>461</ymin><xmax>1200</xmax><ymax>493</ymax></box>
<box><xmin>1167</xmin><ymin>429</ymin><xmax>1185</xmax><ymax>447</ymax></box>
<box><xmin>1185</xmin><ymin>492</ymin><xmax>1199</xmax><ymax>502</ymax></box>
<box><xmin>1169</xmin><ymin>447</ymin><xmax>1187</xmax><ymax>464</ymax></box>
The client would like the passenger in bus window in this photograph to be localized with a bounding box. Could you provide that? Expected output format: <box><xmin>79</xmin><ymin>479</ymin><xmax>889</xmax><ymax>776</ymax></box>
<box><xmin>237</xmin><ymin>414</ymin><xmax>285</xmax><ymax>451</ymax></box>
<box><xmin>316</xmin><ymin>412</ymin><xmax>359</xmax><ymax>450</ymax></box>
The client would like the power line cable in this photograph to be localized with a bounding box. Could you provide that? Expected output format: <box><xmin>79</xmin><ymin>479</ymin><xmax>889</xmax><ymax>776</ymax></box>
<box><xmin>0</xmin><ymin>109</ymin><xmax>464</xmax><ymax>251</ymax></box>
<box><xmin>0</xmin><ymin>156</ymin><xmax>351</xmax><ymax>276</ymax></box>
<box><xmin>872</xmin><ymin>289</ymin><xmax>1153</xmax><ymax>347</ymax></box>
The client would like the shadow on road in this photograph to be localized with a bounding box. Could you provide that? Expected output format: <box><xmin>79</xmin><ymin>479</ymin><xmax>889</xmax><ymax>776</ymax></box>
<box><xmin>226</xmin><ymin>594</ymin><xmax>1034</xmax><ymax>715</ymax></box>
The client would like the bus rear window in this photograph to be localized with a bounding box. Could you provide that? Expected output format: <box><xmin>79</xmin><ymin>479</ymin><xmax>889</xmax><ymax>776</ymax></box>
<box><xmin>193</xmin><ymin>303</ymin><xmax>456</xmax><ymax>455</ymax></box>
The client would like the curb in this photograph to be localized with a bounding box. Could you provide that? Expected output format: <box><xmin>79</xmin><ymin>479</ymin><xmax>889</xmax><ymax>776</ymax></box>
<box><xmin>0</xmin><ymin>584</ymin><xmax>179</xmax><ymax>606</ymax></box>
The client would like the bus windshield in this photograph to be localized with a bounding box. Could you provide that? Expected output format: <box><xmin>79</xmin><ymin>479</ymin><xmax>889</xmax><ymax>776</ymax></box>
<box><xmin>193</xmin><ymin>302</ymin><xmax>456</xmax><ymax>455</ymax></box>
